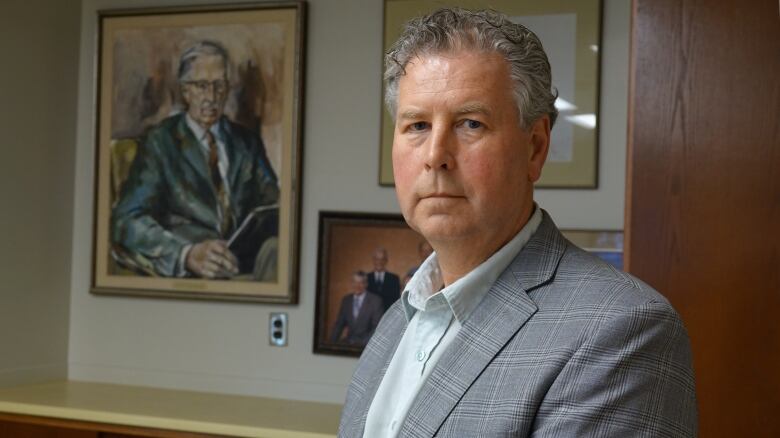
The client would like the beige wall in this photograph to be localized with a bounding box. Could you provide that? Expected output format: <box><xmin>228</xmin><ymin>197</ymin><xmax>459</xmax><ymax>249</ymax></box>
<box><xmin>0</xmin><ymin>0</ymin><xmax>81</xmax><ymax>387</ymax></box>
<box><xmin>66</xmin><ymin>0</ymin><xmax>630</xmax><ymax>404</ymax></box>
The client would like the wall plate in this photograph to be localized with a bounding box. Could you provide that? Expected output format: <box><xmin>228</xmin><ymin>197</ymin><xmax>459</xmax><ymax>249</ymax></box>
<box><xmin>269</xmin><ymin>313</ymin><xmax>288</xmax><ymax>347</ymax></box>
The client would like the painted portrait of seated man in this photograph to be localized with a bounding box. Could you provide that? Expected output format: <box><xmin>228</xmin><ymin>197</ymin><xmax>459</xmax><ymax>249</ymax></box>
<box><xmin>111</xmin><ymin>41</ymin><xmax>279</xmax><ymax>281</ymax></box>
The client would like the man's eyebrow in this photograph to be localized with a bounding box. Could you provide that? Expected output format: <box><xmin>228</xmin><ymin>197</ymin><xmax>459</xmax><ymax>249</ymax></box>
<box><xmin>455</xmin><ymin>102</ymin><xmax>492</xmax><ymax>116</ymax></box>
<box><xmin>397</xmin><ymin>103</ymin><xmax>491</xmax><ymax>120</ymax></box>
<box><xmin>397</xmin><ymin>109</ymin><xmax>427</xmax><ymax>120</ymax></box>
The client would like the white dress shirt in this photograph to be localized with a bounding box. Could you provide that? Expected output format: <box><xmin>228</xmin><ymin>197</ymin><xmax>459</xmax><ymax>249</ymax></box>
<box><xmin>353</xmin><ymin>291</ymin><xmax>367</xmax><ymax>318</ymax></box>
<box><xmin>363</xmin><ymin>206</ymin><xmax>542</xmax><ymax>438</ymax></box>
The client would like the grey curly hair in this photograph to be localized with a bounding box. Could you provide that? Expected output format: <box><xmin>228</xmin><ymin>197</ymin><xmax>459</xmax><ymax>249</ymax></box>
<box><xmin>384</xmin><ymin>8</ymin><xmax>558</xmax><ymax>129</ymax></box>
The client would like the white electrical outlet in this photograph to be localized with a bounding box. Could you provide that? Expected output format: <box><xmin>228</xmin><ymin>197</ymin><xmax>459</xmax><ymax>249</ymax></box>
<box><xmin>269</xmin><ymin>313</ymin><xmax>288</xmax><ymax>347</ymax></box>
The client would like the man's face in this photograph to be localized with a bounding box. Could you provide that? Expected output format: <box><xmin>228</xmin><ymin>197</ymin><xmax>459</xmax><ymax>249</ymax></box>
<box><xmin>373</xmin><ymin>251</ymin><xmax>388</xmax><ymax>271</ymax></box>
<box><xmin>181</xmin><ymin>54</ymin><xmax>229</xmax><ymax>129</ymax></box>
<box><xmin>352</xmin><ymin>275</ymin><xmax>368</xmax><ymax>293</ymax></box>
<box><xmin>392</xmin><ymin>50</ymin><xmax>549</xmax><ymax>248</ymax></box>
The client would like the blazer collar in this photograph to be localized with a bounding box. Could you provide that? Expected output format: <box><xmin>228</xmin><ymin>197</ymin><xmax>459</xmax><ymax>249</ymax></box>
<box><xmin>175</xmin><ymin>113</ymin><xmax>249</xmax><ymax>200</ymax></box>
<box><xmin>398</xmin><ymin>210</ymin><xmax>567</xmax><ymax>437</ymax></box>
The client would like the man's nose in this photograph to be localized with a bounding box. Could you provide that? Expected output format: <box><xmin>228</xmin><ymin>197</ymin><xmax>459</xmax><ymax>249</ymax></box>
<box><xmin>424</xmin><ymin>124</ymin><xmax>456</xmax><ymax>171</ymax></box>
<box><xmin>204</xmin><ymin>84</ymin><xmax>218</xmax><ymax>102</ymax></box>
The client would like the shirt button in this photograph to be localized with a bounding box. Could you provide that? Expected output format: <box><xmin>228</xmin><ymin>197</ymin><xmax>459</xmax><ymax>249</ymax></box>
<box><xmin>391</xmin><ymin>420</ymin><xmax>397</xmax><ymax>430</ymax></box>
<box><xmin>416</xmin><ymin>350</ymin><xmax>426</xmax><ymax>361</ymax></box>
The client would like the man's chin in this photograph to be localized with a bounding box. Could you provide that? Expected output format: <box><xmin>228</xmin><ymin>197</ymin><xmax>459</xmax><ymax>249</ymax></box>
<box><xmin>411</xmin><ymin>214</ymin><xmax>475</xmax><ymax>243</ymax></box>
<box><xmin>196</xmin><ymin>113</ymin><xmax>220</xmax><ymax>126</ymax></box>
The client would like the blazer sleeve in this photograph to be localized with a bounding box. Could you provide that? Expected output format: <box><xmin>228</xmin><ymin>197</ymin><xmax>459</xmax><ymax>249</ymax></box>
<box><xmin>330</xmin><ymin>297</ymin><xmax>349</xmax><ymax>343</ymax></box>
<box><xmin>111</xmin><ymin>132</ymin><xmax>190</xmax><ymax>277</ymax></box>
<box><xmin>532</xmin><ymin>299</ymin><xmax>698</xmax><ymax>437</ymax></box>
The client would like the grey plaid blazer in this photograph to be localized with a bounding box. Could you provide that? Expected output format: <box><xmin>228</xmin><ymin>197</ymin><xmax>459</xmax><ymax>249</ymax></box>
<box><xmin>339</xmin><ymin>211</ymin><xmax>697</xmax><ymax>437</ymax></box>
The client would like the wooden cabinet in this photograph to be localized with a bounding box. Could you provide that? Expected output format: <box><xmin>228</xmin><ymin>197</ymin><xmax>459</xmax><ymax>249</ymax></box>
<box><xmin>0</xmin><ymin>382</ymin><xmax>340</xmax><ymax>438</ymax></box>
<box><xmin>627</xmin><ymin>0</ymin><xmax>780</xmax><ymax>436</ymax></box>
<box><xmin>0</xmin><ymin>413</ymin><xmax>220</xmax><ymax>437</ymax></box>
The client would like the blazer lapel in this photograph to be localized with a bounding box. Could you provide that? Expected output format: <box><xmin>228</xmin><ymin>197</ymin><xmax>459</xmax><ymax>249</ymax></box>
<box><xmin>348</xmin><ymin>295</ymin><xmax>359</xmax><ymax>326</ymax></box>
<box><xmin>222</xmin><ymin>120</ymin><xmax>247</xmax><ymax>201</ymax></box>
<box><xmin>175</xmin><ymin>115</ymin><xmax>214</xmax><ymax>192</ymax></box>
<box><xmin>349</xmin><ymin>304</ymin><xmax>408</xmax><ymax>434</ymax></box>
<box><xmin>400</xmin><ymin>211</ymin><xmax>567</xmax><ymax>437</ymax></box>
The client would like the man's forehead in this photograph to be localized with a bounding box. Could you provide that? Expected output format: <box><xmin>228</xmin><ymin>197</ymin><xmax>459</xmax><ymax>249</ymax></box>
<box><xmin>404</xmin><ymin>50</ymin><xmax>508</xmax><ymax>78</ymax></box>
<box><xmin>397</xmin><ymin>51</ymin><xmax>512</xmax><ymax>101</ymax></box>
<box><xmin>186</xmin><ymin>55</ymin><xmax>226</xmax><ymax>76</ymax></box>
<box><xmin>397</xmin><ymin>51</ymin><xmax>513</xmax><ymax>119</ymax></box>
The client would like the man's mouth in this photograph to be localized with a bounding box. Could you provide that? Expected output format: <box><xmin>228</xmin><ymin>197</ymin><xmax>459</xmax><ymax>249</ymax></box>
<box><xmin>421</xmin><ymin>193</ymin><xmax>463</xmax><ymax>199</ymax></box>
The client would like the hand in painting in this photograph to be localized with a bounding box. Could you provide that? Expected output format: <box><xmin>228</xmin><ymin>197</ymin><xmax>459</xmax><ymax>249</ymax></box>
<box><xmin>186</xmin><ymin>240</ymin><xmax>239</xmax><ymax>278</ymax></box>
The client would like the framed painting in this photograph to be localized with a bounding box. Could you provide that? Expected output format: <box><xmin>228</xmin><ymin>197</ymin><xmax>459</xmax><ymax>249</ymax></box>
<box><xmin>379</xmin><ymin>0</ymin><xmax>602</xmax><ymax>188</ymax></box>
<box><xmin>91</xmin><ymin>2</ymin><xmax>306</xmax><ymax>303</ymax></box>
<box><xmin>314</xmin><ymin>211</ymin><xmax>430</xmax><ymax>357</ymax></box>
<box><xmin>561</xmin><ymin>229</ymin><xmax>623</xmax><ymax>269</ymax></box>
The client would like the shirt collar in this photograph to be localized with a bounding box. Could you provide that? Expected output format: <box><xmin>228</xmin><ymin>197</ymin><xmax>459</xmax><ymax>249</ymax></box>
<box><xmin>185</xmin><ymin>113</ymin><xmax>224</xmax><ymax>144</ymax></box>
<box><xmin>401</xmin><ymin>205</ymin><xmax>543</xmax><ymax>323</ymax></box>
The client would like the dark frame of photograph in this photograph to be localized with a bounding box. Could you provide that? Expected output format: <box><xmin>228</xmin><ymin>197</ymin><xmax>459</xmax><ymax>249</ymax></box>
<box><xmin>314</xmin><ymin>211</ymin><xmax>429</xmax><ymax>357</ymax></box>
<box><xmin>90</xmin><ymin>2</ymin><xmax>306</xmax><ymax>303</ymax></box>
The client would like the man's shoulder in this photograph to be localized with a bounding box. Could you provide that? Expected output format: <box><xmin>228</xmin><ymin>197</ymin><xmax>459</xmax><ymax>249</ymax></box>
<box><xmin>538</xmin><ymin>241</ymin><xmax>675</xmax><ymax>317</ymax></box>
<box><xmin>221</xmin><ymin>118</ymin><xmax>260</xmax><ymax>143</ymax></box>
<box><xmin>365</xmin><ymin>291</ymin><xmax>384</xmax><ymax>305</ymax></box>
<box><xmin>144</xmin><ymin>113</ymin><xmax>186</xmax><ymax>145</ymax></box>
<box><xmin>150</xmin><ymin>113</ymin><xmax>185</xmax><ymax>132</ymax></box>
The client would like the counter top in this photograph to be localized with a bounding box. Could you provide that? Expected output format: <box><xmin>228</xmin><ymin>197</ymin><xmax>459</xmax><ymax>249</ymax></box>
<box><xmin>0</xmin><ymin>380</ymin><xmax>341</xmax><ymax>437</ymax></box>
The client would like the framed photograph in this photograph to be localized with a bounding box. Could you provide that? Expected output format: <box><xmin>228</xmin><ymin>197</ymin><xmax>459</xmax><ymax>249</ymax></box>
<box><xmin>314</xmin><ymin>212</ymin><xmax>430</xmax><ymax>357</ymax></box>
<box><xmin>91</xmin><ymin>2</ymin><xmax>306</xmax><ymax>303</ymax></box>
<box><xmin>379</xmin><ymin>0</ymin><xmax>602</xmax><ymax>188</ymax></box>
<box><xmin>561</xmin><ymin>229</ymin><xmax>623</xmax><ymax>269</ymax></box>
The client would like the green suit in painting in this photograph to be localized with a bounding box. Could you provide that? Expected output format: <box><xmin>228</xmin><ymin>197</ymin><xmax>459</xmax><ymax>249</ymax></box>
<box><xmin>111</xmin><ymin>112</ymin><xmax>279</xmax><ymax>277</ymax></box>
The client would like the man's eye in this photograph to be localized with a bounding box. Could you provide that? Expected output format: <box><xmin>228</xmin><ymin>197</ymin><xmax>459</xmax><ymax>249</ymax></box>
<box><xmin>409</xmin><ymin>122</ymin><xmax>428</xmax><ymax>131</ymax></box>
<box><xmin>464</xmin><ymin>119</ymin><xmax>482</xmax><ymax>129</ymax></box>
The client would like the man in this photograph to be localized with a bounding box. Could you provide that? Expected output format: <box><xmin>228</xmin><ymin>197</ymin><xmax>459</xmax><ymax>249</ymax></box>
<box><xmin>339</xmin><ymin>9</ymin><xmax>697</xmax><ymax>437</ymax></box>
<box><xmin>331</xmin><ymin>271</ymin><xmax>385</xmax><ymax>346</ymax></box>
<box><xmin>111</xmin><ymin>41</ymin><xmax>280</xmax><ymax>280</ymax></box>
<box><xmin>366</xmin><ymin>248</ymin><xmax>402</xmax><ymax>311</ymax></box>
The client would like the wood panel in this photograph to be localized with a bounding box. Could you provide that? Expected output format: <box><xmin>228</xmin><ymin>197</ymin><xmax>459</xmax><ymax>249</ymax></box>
<box><xmin>626</xmin><ymin>0</ymin><xmax>780</xmax><ymax>436</ymax></box>
<box><xmin>0</xmin><ymin>413</ymin><xmax>221</xmax><ymax>438</ymax></box>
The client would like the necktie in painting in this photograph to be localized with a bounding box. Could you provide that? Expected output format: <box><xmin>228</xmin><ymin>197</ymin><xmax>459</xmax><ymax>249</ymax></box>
<box><xmin>205</xmin><ymin>131</ymin><xmax>233</xmax><ymax>236</ymax></box>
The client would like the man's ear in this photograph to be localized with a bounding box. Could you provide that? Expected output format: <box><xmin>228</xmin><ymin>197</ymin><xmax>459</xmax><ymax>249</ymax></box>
<box><xmin>527</xmin><ymin>115</ymin><xmax>551</xmax><ymax>183</ymax></box>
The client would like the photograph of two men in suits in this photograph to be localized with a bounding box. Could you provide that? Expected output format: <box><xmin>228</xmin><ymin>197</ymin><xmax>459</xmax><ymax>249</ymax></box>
<box><xmin>328</xmin><ymin>245</ymin><xmax>432</xmax><ymax>348</ymax></box>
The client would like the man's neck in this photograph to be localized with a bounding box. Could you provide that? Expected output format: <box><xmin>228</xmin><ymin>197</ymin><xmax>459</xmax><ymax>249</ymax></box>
<box><xmin>185</xmin><ymin>113</ymin><xmax>219</xmax><ymax>138</ymax></box>
<box><xmin>433</xmin><ymin>204</ymin><xmax>534</xmax><ymax>286</ymax></box>
<box><xmin>354</xmin><ymin>290</ymin><xmax>366</xmax><ymax>297</ymax></box>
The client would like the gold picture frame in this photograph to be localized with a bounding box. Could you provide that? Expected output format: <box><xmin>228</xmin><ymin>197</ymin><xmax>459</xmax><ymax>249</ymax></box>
<box><xmin>91</xmin><ymin>2</ymin><xmax>306</xmax><ymax>303</ymax></box>
<box><xmin>379</xmin><ymin>0</ymin><xmax>602</xmax><ymax>188</ymax></box>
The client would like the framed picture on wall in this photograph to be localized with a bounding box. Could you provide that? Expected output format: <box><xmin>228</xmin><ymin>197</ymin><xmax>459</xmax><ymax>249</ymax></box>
<box><xmin>90</xmin><ymin>2</ymin><xmax>306</xmax><ymax>303</ymax></box>
<box><xmin>314</xmin><ymin>211</ymin><xmax>431</xmax><ymax>357</ymax></box>
<box><xmin>561</xmin><ymin>229</ymin><xmax>623</xmax><ymax>269</ymax></box>
<box><xmin>379</xmin><ymin>0</ymin><xmax>602</xmax><ymax>188</ymax></box>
